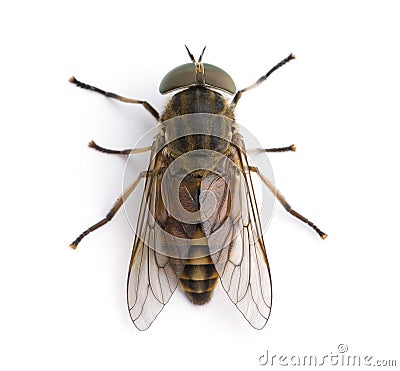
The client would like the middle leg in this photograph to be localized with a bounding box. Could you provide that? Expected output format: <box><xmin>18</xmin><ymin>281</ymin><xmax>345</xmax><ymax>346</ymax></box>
<box><xmin>248</xmin><ymin>144</ymin><xmax>296</xmax><ymax>154</ymax></box>
<box><xmin>88</xmin><ymin>140</ymin><xmax>151</xmax><ymax>156</ymax></box>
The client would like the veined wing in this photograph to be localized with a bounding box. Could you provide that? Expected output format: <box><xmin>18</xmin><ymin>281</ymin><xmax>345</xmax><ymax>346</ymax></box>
<box><xmin>126</xmin><ymin>134</ymin><xmax>184</xmax><ymax>331</ymax></box>
<box><xmin>203</xmin><ymin>134</ymin><xmax>272</xmax><ymax>330</ymax></box>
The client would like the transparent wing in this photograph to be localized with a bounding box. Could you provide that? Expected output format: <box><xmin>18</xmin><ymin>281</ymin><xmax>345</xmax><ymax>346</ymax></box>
<box><xmin>127</xmin><ymin>238</ymin><xmax>181</xmax><ymax>331</ymax></box>
<box><xmin>205</xmin><ymin>139</ymin><xmax>272</xmax><ymax>330</ymax></box>
<box><xmin>127</xmin><ymin>139</ymin><xmax>184</xmax><ymax>331</ymax></box>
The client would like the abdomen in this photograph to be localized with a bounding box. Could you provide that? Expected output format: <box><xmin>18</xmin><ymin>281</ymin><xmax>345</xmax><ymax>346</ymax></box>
<box><xmin>179</xmin><ymin>229</ymin><xmax>218</xmax><ymax>305</ymax></box>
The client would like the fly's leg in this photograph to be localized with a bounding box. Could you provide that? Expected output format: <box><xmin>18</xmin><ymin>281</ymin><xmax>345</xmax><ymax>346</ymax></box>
<box><xmin>248</xmin><ymin>144</ymin><xmax>296</xmax><ymax>154</ymax></box>
<box><xmin>231</xmin><ymin>53</ymin><xmax>295</xmax><ymax>107</ymax></box>
<box><xmin>70</xmin><ymin>170</ymin><xmax>148</xmax><ymax>249</ymax></box>
<box><xmin>249</xmin><ymin>166</ymin><xmax>327</xmax><ymax>239</ymax></box>
<box><xmin>264</xmin><ymin>144</ymin><xmax>296</xmax><ymax>153</ymax></box>
<box><xmin>88</xmin><ymin>140</ymin><xmax>151</xmax><ymax>156</ymax></box>
<box><xmin>69</xmin><ymin>76</ymin><xmax>160</xmax><ymax>121</ymax></box>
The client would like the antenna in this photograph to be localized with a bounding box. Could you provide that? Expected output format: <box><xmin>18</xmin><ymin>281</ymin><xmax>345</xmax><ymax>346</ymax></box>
<box><xmin>184</xmin><ymin>45</ymin><xmax>196</xmax><ymax>63</ymax></box>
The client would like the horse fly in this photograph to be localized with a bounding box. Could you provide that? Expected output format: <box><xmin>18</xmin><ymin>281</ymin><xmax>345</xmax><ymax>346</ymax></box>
<box><xmin>69</xmin><ymin>46</ymin><xmax>327</xmax><ymax>330</ymax></box>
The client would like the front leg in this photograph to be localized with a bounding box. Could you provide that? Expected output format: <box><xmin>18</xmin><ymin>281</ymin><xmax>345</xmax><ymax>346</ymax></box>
<box><xmin>231</xmin><ymin>54</ymin><xmax>295</xmax><ymax>107</ymax></box>
<box><xmin>69</xmin><ymin>76</ymin><xmax>160</xmax><ymax>121</ymax></box>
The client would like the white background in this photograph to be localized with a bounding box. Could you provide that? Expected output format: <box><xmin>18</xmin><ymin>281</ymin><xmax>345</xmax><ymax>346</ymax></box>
<box><xmin>1</xmin><ymin>1</ymin><xmax>399</xmax><ymax>370</ymax></box>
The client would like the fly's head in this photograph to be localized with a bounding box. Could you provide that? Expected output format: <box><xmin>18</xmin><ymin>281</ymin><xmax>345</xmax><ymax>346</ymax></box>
<box><xmin>159</xmin><ymin>46</ymin><xmax>236</xmax><ymax>95</ymax></box>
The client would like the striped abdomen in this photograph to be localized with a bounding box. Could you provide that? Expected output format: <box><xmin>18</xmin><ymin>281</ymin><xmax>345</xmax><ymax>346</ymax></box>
<box><xmin>179</xmin><ymin>229</ymin><xmax>218</xmax><ymax>305</ymax></box>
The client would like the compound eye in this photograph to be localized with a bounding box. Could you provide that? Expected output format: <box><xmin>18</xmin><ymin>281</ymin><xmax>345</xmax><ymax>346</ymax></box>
<box><xmin>159</xmin><ymin>63</ymin><xmax>236</xmax><ymax>95</ymax></box>
<box><xmin>159</xmin><ymin>63</ymin><xmax>196</xmax><ymax>94</ymax></box>
<box><xmin>203</xmin><ymin>64</ymin><xmax>236</xmax><ymax>95</ymax></box>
